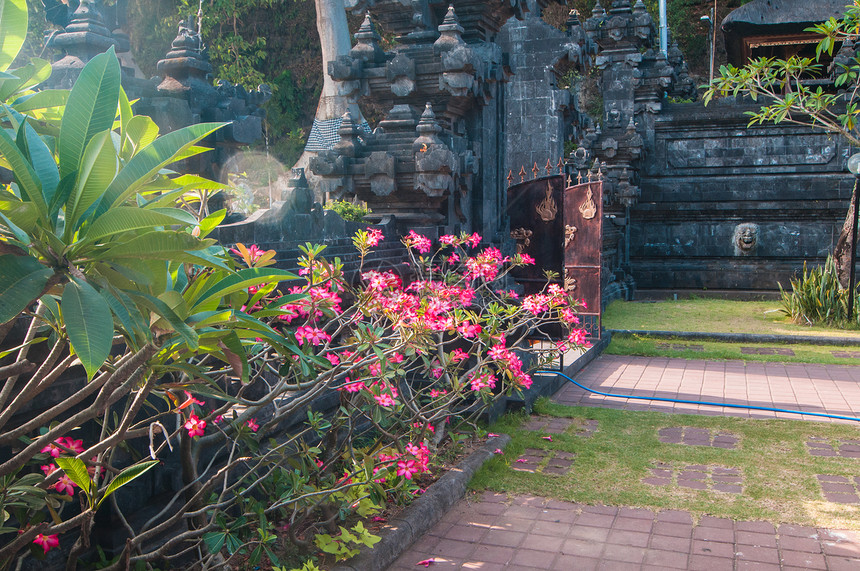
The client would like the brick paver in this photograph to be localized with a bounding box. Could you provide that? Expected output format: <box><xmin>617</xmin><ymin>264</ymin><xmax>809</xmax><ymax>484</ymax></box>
<box><xmin>386</xmin><ymin>355</ymin><xmax>860</xmax><ymax>569</ymax></box>
<box><xmin>552</xmin><ymin>355</ymin><xmax>860</xmax><ymax>422</ymax></box>
<box><xmin>387</xmin><ymin>492</ymin><xmax>860</xmax><ymax>569</ymax></box>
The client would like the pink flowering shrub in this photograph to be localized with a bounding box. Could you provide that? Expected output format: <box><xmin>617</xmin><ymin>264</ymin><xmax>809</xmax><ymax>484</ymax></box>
<box><xmin>1</xmin><ymin>226</ymin><xmax>585</xmax><ymax>569</ymax></box>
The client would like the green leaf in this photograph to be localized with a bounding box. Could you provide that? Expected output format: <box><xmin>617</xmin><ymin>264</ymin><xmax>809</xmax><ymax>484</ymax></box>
<box><xmin>0</xmin><ymin>0</ymin><xmax>27</xmax><ymax>73</ymax></box>
<box><xmin>67</xmin><ymin>131</ymin><xmax>119</xmax><ymax>232</ymax></box>
<box><xmin>97</xmin><ymin>460</ymin><xmax>158</xmax><ymax>508</ymax></box>
<box><xmin>129</xmin><ymin>291</ymin><xmax>198</xmax><ymax>349</ymax></box>
<box><xmin>0</xmin><ymin>124</ymin><xmax>46</xmax><ymax>218</ymax></box>
<box><xmin>123</xmin><ymin>115</ymin><xmax>160</xmax><ymax>157</ymax></box>
<box><xmin>80</xmin><ymin>207</ymin><xmax>195</xmax><ymax>244</ymax></box>
<box><xmin>58</xmin><ymin>47</ymin><xmax>121</xmax><ymax>179</ymax></box>
<box><xmin>96</xmin><ymin>230</ymin><xmax>212</xmax><ymax>261</ymax></box>
<box><xmin>96</xmin><ymin>122</ymin><xmax>226</xmax><ymax>215</ymax></box>
<box><xmin>192</xmin><ymin>268</ymin><xmax>300</xmax><ymax>310</ymax></box>
<box><xmin>10</xmin><ymin>89</ymin><xmax>68</xmax><ymax>113</ymax></box>
<box><xmin>0</xmin><ymin>57</ymin><xmax>51</xmax><ymax>100</ymax></box>
<box><xmin>20</xmin><ymin>121</ymin><xmax>59</xmax><ymax>205</ymax></box>
<box><xmin>219</xmin><ymin>331</ymin><xmax>249</xmax><ymax>383</ymax></box>
<box><xmin>55</xmin><ymin>457</ymin><xmax>91</xmax><ymax>495</ymax></box>
<box><xmin>62</xmin><ymin>277</ymin><xmax>114</xmax><ymax>379</ymax></box>
<box><xmin>0</xmin><ymin>255</ymin><xmax>53</xmax><ymax>324</ymax></box>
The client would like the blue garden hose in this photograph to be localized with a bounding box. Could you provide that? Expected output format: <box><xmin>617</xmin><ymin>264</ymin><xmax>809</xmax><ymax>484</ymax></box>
<box><xmin>536</xmin><ymin>369</ymin><xmax>860</xmax><ymax>423</ymax></box>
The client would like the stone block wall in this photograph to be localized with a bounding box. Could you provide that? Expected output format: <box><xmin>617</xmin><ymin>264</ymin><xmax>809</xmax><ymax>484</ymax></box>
<box><xmin>631</xmin><ymin>98</ymin><xmax>854</xmax><ymax>290</ymax></box>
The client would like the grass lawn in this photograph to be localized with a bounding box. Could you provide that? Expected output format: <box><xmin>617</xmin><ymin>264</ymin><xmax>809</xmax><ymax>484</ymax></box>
<box><xmin>604</xmin><ymin>298</ymin><xmax>860</xmax><ymax>339</ymax></box>
<box><xmin>472</xmin><ymin>400</ymin><xmax>860</xmax><ymax>530</ymax></box>
<box><xmin>606</xmin><ymin>334</ymin><xmax>860</xmax><ymax>365</ymax></box>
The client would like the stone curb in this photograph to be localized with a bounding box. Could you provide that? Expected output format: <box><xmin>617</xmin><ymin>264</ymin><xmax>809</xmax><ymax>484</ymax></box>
<box><xmin>332</xmin><ymin>434</ymin><xmax>512</xmax><ymax>571</ymax></box>
<box><xmin>609</xmin><ymin>329</ymin><xmax>860</xmax><ymax>347</ymax></box>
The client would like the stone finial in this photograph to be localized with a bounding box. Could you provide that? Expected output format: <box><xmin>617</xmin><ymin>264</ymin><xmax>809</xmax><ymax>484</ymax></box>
<box><xmin>438</xmin><ymin>5</ymin><xmax>464</xmax><ymax>34</ymax></box>
<box><xmin>625</xmin><ymin>117</ymin><xmax>636</xmax><ymax>135</ymax></box>
<box><xmin>46</xmin><ymin>0</ymin><xmax>118</xmax><ymax>87</ymax></box>
<box><xmin>566</xmin><ymin>9</ymin><xmax>580</xmax><ymax>29</ymax></box>
<box><xmin>351</xmin><ymin>13</ymin><xmax>384</xmax><ymax>63</ymax></box>
<box><xmin>592</xmin><ymin>1</ymin><xmax>606</xmax><ymax>18</ymax></box>
<box><xmin>633</xmin><ymin>0</ymin><xmax>647</xmax><ymax>14</ymax></box>
<box><xmin>416</xmin><ymin>103</ymin><xmax>442</xmax><ymax>137</ymax></box>
<box><xmin>156</xmin><ymin>19</ymin><xmax>214</xmax><ymax>99</ymax></box>
<box><xmin>334</xmin><ymin>111</ymin><xmax>362</xmax><ymax>157</ymax></box>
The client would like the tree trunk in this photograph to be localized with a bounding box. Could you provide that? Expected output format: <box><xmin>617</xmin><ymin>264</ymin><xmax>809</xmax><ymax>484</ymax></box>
<box><xmin>834</xmin><ymin>182</ymin><xmax>858</xmax><ymax>289</ymax></box>
<box><xmin>293</xmin><ymin>0</ymin><xmax>365</xmax><ymax>175</ymax></box>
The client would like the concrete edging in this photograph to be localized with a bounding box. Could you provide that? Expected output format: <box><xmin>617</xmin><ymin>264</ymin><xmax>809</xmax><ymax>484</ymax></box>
<box><xmin>332</xmin><ymin>434</ymin><xmax>512</xmax><ymax>571</ymax></box>
<box><xmin>609</xmin><ymin>329</ymin><xmax>860</xmax><ymax>347</ymax></box>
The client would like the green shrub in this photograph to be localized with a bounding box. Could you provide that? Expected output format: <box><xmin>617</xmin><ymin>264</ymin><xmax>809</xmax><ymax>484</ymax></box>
<box><xmin>324</xmin><ymin>199</ymin><xmax>371</xmax><ymax>221</ymax></box>
<box><xmin>779</xmin><ymin>256</ymin><xmax>860</xmax><ymax>327</ymax></box>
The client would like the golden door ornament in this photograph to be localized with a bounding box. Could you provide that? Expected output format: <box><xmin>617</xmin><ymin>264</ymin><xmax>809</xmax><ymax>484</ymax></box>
<box><xmin>536</xmin><ymin>184</ymin><xmax>558</xmax><ymax>222</ymax></box>
<box><xmin>564</xmin><ymin>269</ymin><xmax>577</xmax><ymax>292</ymax></box>
<box><xmin>564</xmin><ymin>225</ymin><xmax>577</xmax><ymax>248</ymax></box>
<box><xmin>510</xmin><ymin>227</ymin><xmax>533</xmax><ymax>253</ymax></box>
<box><xmin>579</xmin><ymin>188</ymin><xmax>597</xmax><ymax>220</ymax></box>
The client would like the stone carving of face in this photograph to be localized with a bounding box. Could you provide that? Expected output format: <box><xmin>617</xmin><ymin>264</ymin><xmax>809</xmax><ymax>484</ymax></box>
<box><xmin>733</xmin><ymin>223</ymin><xmax>759</xmax><ymax>256</ymax></box>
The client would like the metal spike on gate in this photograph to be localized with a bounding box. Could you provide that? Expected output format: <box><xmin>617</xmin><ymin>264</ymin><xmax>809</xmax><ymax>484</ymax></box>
<box><xmin>545</xmin><ymin>159</ymin><xmax>552</xmax><ymax>176</ymax></box>
<box><xmin>507</xmin><ymin>170</ymin><xmax>514</xmax><ymax>187</ymax></box>
<box><xmin>518</xmin><ymin>165</ymin><xmax>526</xmax><ymax>183</ymax></box>
<box><xmin>557</xmin><ymin>157</ymin><xmax>564</xmax><ymax>174</ymax></box>
<box><xmin>596</xmin><ymin>162</ymin><xmax>604</xmax><ymax>181</ymax></box>
<box><xmin>532</xmin><ymin>162</ymin><xmax>540</xmax><ymax>179</ymax></box>
<box><xmin>577</xmin><ymin>170</ymin><xmax>583</xmax><ymax>184</ymax></box>
<box><xmin>566</xmin><ymin>174</ymin><xmax>572</xmax><ymax>186</ymax></box>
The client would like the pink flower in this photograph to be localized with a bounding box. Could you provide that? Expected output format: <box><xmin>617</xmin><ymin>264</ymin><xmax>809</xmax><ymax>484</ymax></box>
<box><xmin>389</xmin><ymin>353</ymin><xmax>404</xmax><ymax>364</ymax></box>
<box><xmin>447</xmin><ymin>253</ymin><xmax>460</xmax><ymax>264</ymax></box>
<box><xmin>562</xmin><ymin>308</ymin><xmax>580</xmax><ymax>324</ymax></box>
<box><xmin>450</xmin><ymin>348</ymin><xmax>468</xmax><ymax>363</ymax></box>
<box><xmin>417</xmin><ymin>558</ymin><xmax>435</xmax><ymax>567</ymax></box>
<box><xmin>54</xmin><ymin>474</ymin><xmax>77</xmax><ymax>495</ymax></box>
<box><xmin>516</xmin><ymin>458</ymin><xmax>528</xmax><ymax>463</ymax></box>
<box><xmin>457</xmin><ymin>321</ymin><xmax>482</xmax><ymax>338</ymax></box>
<box><xmin>567</xmin><ymin>329</ymin><xmax>588</xmax><ymax>346</ymax></box>
<box><xmin>372</xmin><ymin>516</ymin><xmax>387</xmax><ymax>522</ymax></box>
<box><xmin>431</xmin><ymin>367</ymin><xmax>443</xmax><ymax>379</ymax></box>
<box><xmin>466</xmin><ymin>233</ymin><xmax>481</xmax><ymax>248</ymax></box>
<box><xmin>487</xmin><ymin>433</ymin><xmax>500</xmax><ymax>438</ymax></box>
<box><xmin>518</xmin><ymin>253</ymin><xmax>536</xmax><ymax>265</ymax></box>
<box><xmin>403</xmin><ymin>230</ymin><xmax>433</xmax><ymax>254</ymax></box>
<box><xmin>184</xmin><ymin>414</ymin><xmax>206</xmax><ymax>438</ymax></box>
<box><xmin>339</xmin><ymin>377</ymin><xmax>367</xmax><ymax>393</ymax></box>
<box><xmin>429</xmin><ymin>389</ymin><xmax>447</xmax><ymax>398</ymax></box>
<box><xmin>41</xmin><ymin>463</ymin><xmax>57</xmax><ymax>476</ymax></box>
<box><xmin>246</xmin><ymin>419</ymin><xmax>259</xmax><ymax>432</ymax></box>
<box><xmin>494</xmin><ymin>448</ymin><xmax>503</xmax><ymax>454</ymax></box>
<box><xmin>439</xmin><ymin>234</ymin><xmax>457</xmax><ymax>245</ymax></box>
<box><xmin>396</xmin><ymin>459</ymin><xmax>418</xmax><ymax>479</ymax></box>
<box><xmin>367</xmin><ymin>228</ymin><xmax>384</xmax><ymax>246</ymax></box>
<box><xmin>413</xmin><ymin>421</ymin><xmax>435</xmax><ymax>433</ymax></box>
<box><xmin>213</xmin><ymin>415</ymin><xmax>224</xmax><ymax>424</ymax></box>
<box><xmin>469</xmin><ymin>372</ymin><xmax>496</xmax><ymax>391</ymax></box>
<box><xmin>522</xmin><ymin>294</ymin><xmax>549</xmax><ymax>315</ymax></box>
<box><xmin>325</xmin><ymin>353</ymin><xmax>340</xmax><ymax>366</ymax></box>
<box><xmin>542</xmin><ymin>436</ymin><xmax>553</xmax><ymax>441</ymax></box>
<box><xmin>33</xmin><ymin>534</ymin><xmax>59</xmax><ymax>554</ymax></box>
<box><xmin>295</xmin><ymin>326</ymin><xmax>332</xmax><ymax>346</ymax></box>
<box><xmin>374</xmin><ymin>393</ymin><xmax>396</xmax><ymax>407</ymax></box>
<box><xmin>40</xmin><ymin>442</ymin><xmax>62</xmax><ymax>458</ymax></box>
<box><xmin>369</xmin><ymin>362</ymin><xmax>382</xmax><ymax>376</ymax></box>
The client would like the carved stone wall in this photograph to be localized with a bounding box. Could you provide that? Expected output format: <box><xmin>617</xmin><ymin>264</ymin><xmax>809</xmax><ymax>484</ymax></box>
<box><xmin>630</xmin><ymin>98</ymin><xmax>853</xmax><ymax>290</ymax></box>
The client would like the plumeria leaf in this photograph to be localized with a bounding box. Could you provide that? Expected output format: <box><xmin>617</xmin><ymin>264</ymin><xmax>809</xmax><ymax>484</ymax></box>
<box><xmin>55</xmin><ymin>457</ymin><xmax>90</xmax><ymax>494</ymax></box>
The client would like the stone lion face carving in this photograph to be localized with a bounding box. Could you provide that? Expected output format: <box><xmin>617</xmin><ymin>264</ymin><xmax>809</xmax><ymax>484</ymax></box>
<box><xmin>733</xmin><ymin>223</ymin><xmax>759</xmax><ymax>256</ymax></box>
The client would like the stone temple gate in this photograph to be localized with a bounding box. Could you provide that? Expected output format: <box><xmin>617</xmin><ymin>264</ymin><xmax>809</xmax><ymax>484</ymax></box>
<box><xmin>307</xmin><ymin>0</ymin><xmax>855</xmax><ymax>299</ymax></box>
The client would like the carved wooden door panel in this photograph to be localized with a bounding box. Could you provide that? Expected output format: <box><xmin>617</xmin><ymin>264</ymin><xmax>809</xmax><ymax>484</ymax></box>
<box><xmin>506</xmin><ymin>175</ymin><xmax>565</xmax><ymax>293</ymax></box>
<box><xmin>563</xmin><ymin>180</ymin><xmax>603</xmax><ymax>337</ymax></box>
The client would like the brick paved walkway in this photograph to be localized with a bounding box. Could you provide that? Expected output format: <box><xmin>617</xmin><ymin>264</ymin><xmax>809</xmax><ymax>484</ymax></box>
<box><xmin>387</xmin><ymin>356</ymin><xmax>860</xmax><ymax>569</ymax></box>
<box><xmin>388</xmin><ymin>492</ymin><xmax>860</xmax><ymax>570</ymax></box>
<box><xmin>554</xmin><ymin>355</ymin><xmax>860</xmax><ymax>422</ymax></box>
